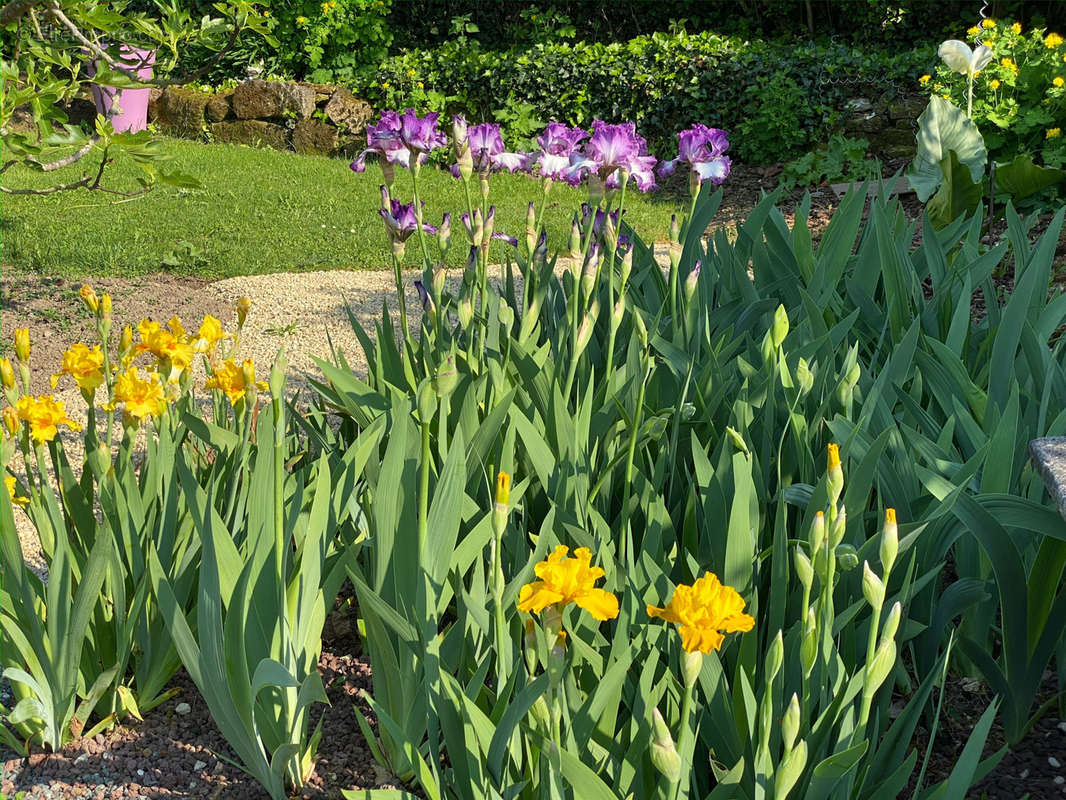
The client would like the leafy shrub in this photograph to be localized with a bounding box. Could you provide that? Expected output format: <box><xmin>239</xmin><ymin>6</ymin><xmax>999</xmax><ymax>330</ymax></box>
<box><xmin>780</xmin><ymin>134</ymin><xmax>883</xmax><ymax>189</ymax></box>
<box><xmin>356</xmin><ymin>30</ymin><xmax>927</xmax><ymax>162</ymax></box>
<box><xmin>922</xmin><ymin>19</ymin><xmax>1066</xmax><ymax>167</ymax></box>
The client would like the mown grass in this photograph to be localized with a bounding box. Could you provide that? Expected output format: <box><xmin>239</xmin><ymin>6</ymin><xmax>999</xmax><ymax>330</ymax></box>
<box><xmin>1</xmin><ymin>138</ymin><xmax>686</xmax><ymax>279</ymax></box>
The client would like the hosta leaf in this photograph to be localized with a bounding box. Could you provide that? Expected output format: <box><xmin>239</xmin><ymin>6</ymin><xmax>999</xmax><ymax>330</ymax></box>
<box><xmin>907</xmin><ymin>97</ymin><xmax>986</xmax><ymax>202</ymax></box>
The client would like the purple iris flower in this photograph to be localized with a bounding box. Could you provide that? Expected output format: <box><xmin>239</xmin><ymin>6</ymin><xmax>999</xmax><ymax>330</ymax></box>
<box><xmin>350</xmin><ymin>110</ymin><xmax>412</xmax><ymax>173</ymax></box>
<box><xmin>567</xmin><ymin>121</ymin><xmax>658</xmax><ymax>192</ymax></box>
<box><xmin>535</xmin><ymin>122</ymin><xmax>588</xmax><ymax>184</ymax></box>
<box><xmin>414</xmin><ymin>280</ymin><xmax>435</xmax><ymax>314</ymax></box>
<box><xmin>658</xmin><ymin>124</ymin><xmax>731</xmax><ymax>186</ymax></box>
<box><xmin>398</xmin><ymin>109</ymin><xmax>448</xmax><ymax>156</ymax></box>
<box><xmin>449</xmin><ymin>123</ymin><xmax>532</xmax><ymax>177</ymax></box>
<box><xmin>581</xmin><ymin>205</ymin><xmax>625</xmax><ymax>238</ymax></box>
<box><xmin>380</xmin><ymin>198</ymin><xmax>438</xmax><ymax>243</ymax></box>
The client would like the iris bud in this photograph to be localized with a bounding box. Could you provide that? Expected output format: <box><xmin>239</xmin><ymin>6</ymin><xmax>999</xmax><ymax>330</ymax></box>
<box><xmin>796</xmin><ymin>357</ymin><xmax>813</xmax><ymax>396</ymax></box>
<box><xmin>498</xmin><ymin>301</ymin><xmax>515</xmax><ymax>333</ymax></box>
<box><xmin>862</xmin><ymin>561</ymin><xmax>885</xmax><ymax>610</ymax></box>
<box><xmin>633</xmin><ymin>309</ymin><xmax>648</xmax><ymax>349</ymax></box>
<box><xmin>569</xmin><ymin>216</ymin><xmax>582</xmax><ymax>263</ymax></box>
<box><xmin>432</xmin><ymin>354</ymin><xmax>459</xmax><ymax>398</ymax></box>
<box><xmin>775</xmin><ymin>740</ymin><xmax>808</xmax><ymax>800</ymax></box>
<box><xmin>830</xmin><ymin>506</ymin><xmax>847</xmax><ymax>547</ymax></box>
<box><xmin>682</xmin><ymin>650</ymin><xmax>702</xmax><ymax>689</ymax></box>
<box><xmin>458</xmin><ymin>291</ymin><xmax>474</xmax><ymax>329</ymax></box>
<box><xmin>100</xmin><ymin>293</ymin><xmax>112</xmax><ymax>321</ymax></box>
<box><xmin>548</xmin><ymin>631</ymin><xmax>567</xmax><ymax>687</ymax></box>
<box><xmin>237</xmin><ymin>297</ymin><xmax>252</xmax><ymax>327</ymax></box>
<box><xmin>772</xmin><ymin>304</ymin><xmax>789</xmax><ymax>349</ymax></box>
<box><xmin>881</xmin><ymin>508</ymin><xmax>899</xmax><ymax>576</ymax></box>
<box><xmin>794</xmin><ymin>549</ymin><xmax>813</xmax><ymax>592</ymax></box>
<box><xmin>835</xmin><ymin>543</ymin><xmax>859</xmax><ymax>571</ymax></box>
<box><xmin>683</xmin><ymin>261</ymin><xmax>701</xmax><ymax>303</ymax></box>
<box><xmin>827</xmin><ymin>443</ymin><xmax>844</xmax><ymax>502</ymax></box>
<box><xmin>79</xmin><ymin>284</ymin><xmax>99</xmax><ymax>314</ymax></box>
<box><xmin>588</xmin><ymin>173</ymin><xmax>605</xmax><ymax>204</ymax></box>
<box><xmin>880</xmin><ymin>601</ymin><xmax>902</xmax><ymax>645</ymax></box>
<box><xmin>801</xmin><ymin>607</ymin><xmax>817</xmax><ymax>677</ymax></box>
<box><xmin>620</xmin><ymin>244</ymin><xmax>633</xmax><ymax>288</ymax></box>
<box><xmin>0</xmin><ymin>358</ymin><xmax>13</xmax><ymax>391</ymax></box>
<box><xmin>438</xmin><ymin>212</ymin><xmax>452</xmax><ymax>256</ymax></box>
<box><xmin>523</xmin><ymin>619</ymin><xmax>539</xmax><ymax>676</ymax></box>
<box><xmin>809</xmin><ymin>510</ymin><xmax>826</xmax><ymax>553</ymax></box>
<box><xmin>650</xmin><ymin>708</ymin><xmax>682</xmax><ymax>783</ymax></box>
<box><xmin>575</xmin><ymin>299</ymin><xmax>599</xmax><ymax>358</ymax></box>
<box><xmin>416</xmin><ymin>379</ymin><xmax>436</xmax><ymax>424</ymax></box>
<box><xmin>782</xmin><ymin>693</ymin><xmax>801</xmax><ymax>753</ymax></box>
<box><xmin>766</xmin><ymin>630</ymin><xmax>784</xmax><ymax>682</ymax></box>
<box><xmin>492</xmin><ymin>470</ymin><xmax>510</xmax><ymax>535</ymax></box>
<box><xmin>2</xmin><ymin>405</ymin><xmax>18</xmax><ymax>438</ymax></box>
<box><xmin>525</xmin><ymin>202</ymin><xmax>537</xmax><ymax>255</ymax></box>
<box><xmin>612</xmin><ymin>297</ymin><xmax>625</xmax><ymax>332</ymax></box>
<box><xmin>14</xmin><ymin>329</ymin><xmax>29</xmax><ymax>364</ymax></box>
<box><xmin>120</xmin><ymin>325</ymin><xmax>133</xmax><ymax>356</ymax></box>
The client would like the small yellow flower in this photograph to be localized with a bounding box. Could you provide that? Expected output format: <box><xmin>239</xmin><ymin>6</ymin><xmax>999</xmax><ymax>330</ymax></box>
<box><xmin>1054</xmin><ymin>76</ymin><xmax>1065</xmax><ymax>88</ymax></box>
<box><xmin>382</xmin><ymin>81</ymin><xmax>390</xmax><ymax>90</ymax></box>
<box><xmin>52</xmin><ymin>344</ymin><xmax>105</xmax><ymax>393</ymax></box>
<box><xmin>989</xmin><ymin>79</ymin><xmax>1001</xmax><ymax>89</ymax></box>
<box><xmin>79</xmin><ymin>284</ymin><xmax>99</xmax><ymax>314</ymax></box>
<box><xmin>263</xmin><ymin>9</ymin><xmax>270</xmax><ymax>16</ymax></box>
<box><xmin>1048</xmin><ymin>128</ymin><xmax>1062</xmax><ymax>139</ymax></box>
<box><xmin>193</xmin><ymin>314</ymin><xmax>226</xmax><ymax>353</ymax></box>
<box><xmin>5</xmin><ymin>476</ymin><xmax>28</xmax><ymax>508</ymax></box>
<box><xmin>919</xmin><ymin>74</ymin><xmax>931</xmax><ymax>84</ymax></box>
<box><xmin>407</xmin><ymin>68</ymin><xmax>416</xmax><ymax>77</ymax></box>
<box><xmin>1002</xmin><ymin>57</ymin><xmax>1018</xmax><ymax>74</ymax></box>
<box><xmin>647</xmin><ymin>572</ymin><xmax>755</xmax><ymax>654</ymax></box>
<box><xmin>1046</xmin><ymin>33</ymin><xmax>1064</xmax><ymax>48</ymax></box>
<box><xmin>204</xmin><ymin>359</ymin><xmax>267</xmax><ymax>406</ymax></box>
<box><xmin>114</xmin><ymin>367</ymin><xmax>167</xmax><ymax>420</ymax></box>
<box><xmin>296</xmin><ymin>15</ymin><xmax>308</xmax><ymax>24</ymax></box>
<box><xmin>1011</xmin><ymin>22</ymin><xmax>1022</xmax><ymax>34</ymax></box>
<box><xmin>417</xmin><ymin>81</ymin><xmax>424</xmax><ymax>89</ymax></box>
<box><xmin>495</xmin><ymin>471</ymin><xmax>511</xmax><ymax>506</ymax></box>
<box><xmin>967</xmin><ymin>25</ymin><xmax>980</xmax><ymax>37</ymax></box>
<box><xmin>517</xmin><ymin>545</ymin><xmax>619</xmax><ymax>621</ymax></box>
<box><xmin>982</xmin><ymin>18</ymin><xmax>996</xmax><ymax>28</ymax></box>
<box><xmin>15</xmin><ymin>395</ymin><xmax>81</xmax><ymax>443</ymax></box>
<box><xmin>828</xmin><ymin>442</ymin><xmax>841</xmax><ymax>473</ymax></box>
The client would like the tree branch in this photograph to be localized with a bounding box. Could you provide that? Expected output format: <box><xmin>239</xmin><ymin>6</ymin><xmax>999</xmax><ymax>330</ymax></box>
<box><xmin>0</xmin><ymin>0</ymin><xmax>41</xmax><ymax>28</ymax></box>
<box><xmin>1</xmin><ymin>176</ymin><xmax>92</xmax><ymax>194</ymax></box>
<box><xmin>25</xmin><ymin>137</ymin><xmax>98</xmax><ymax>172</ymax></box>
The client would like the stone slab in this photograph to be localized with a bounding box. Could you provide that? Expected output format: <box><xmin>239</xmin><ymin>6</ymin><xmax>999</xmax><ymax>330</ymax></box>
<box><xmin>1029</xmin><ymin>437</ymin><xmax>1066</xmax><ymax>520</ymax></box>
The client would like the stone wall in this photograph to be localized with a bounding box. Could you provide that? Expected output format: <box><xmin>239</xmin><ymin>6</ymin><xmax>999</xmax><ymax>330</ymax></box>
<box><xmin>148</xmin><ymin>79</ymin><xmax>374</xmax><ymax>157</ymax></box>
<box><xmin>840</xmin><ymin>94</ymin><xmax>925</xmax><ymax>159</ymax></box>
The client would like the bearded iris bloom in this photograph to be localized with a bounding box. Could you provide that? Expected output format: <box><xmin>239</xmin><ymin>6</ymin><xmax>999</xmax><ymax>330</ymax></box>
<box><xmin>51</xmin><ymin>343</ymin><xmax>105</xmax><ymax>393</ymax></box>
<box><xmin>535</xmin><ymin>122</ymin><xmax>589</xmax><ymax>184</ymax></box>
<box><xmin>517</xmin><ymin>545</ymin><xmax>619</xmax><ymax>621</ymax></box>
<box><xmin>658</xmin><ymin>124</ymin><xmax>732</xmax><ymax>187</ymax></box>
<box><xmin>380</xmin><ymin>195</ymin><xmax>439</xmax><ymax>244</ymax></box>
<box><xmin>450</xmin><ymin>123</ymin><xmax>532</xmax><ymax>177</ymax></box>
<box><xmin>647</xmin><ymin>572</ymin><xmax>755</xmax><ymax>653</ymax></box>
<box><xmin>567</xmin><ymin>121</ymin><xmax>658</xmax><ymax>192</ymax></box>
<box><xmin>114</xmin><ymin>367</ymin><xmax>168</xmax><ymax>420</ymax></box>
<box><xmin>15</xmin><ymin>395</ymin><xmax>82</xmax><ymax>442</ymax></box>
<box><xmin>350</xmin><ymin>110</ymin><xmax>413</xmax><ymax>173</ymax></box>
<box><xmin>398</xmin><ymin>108</ymin><xmax>449</xmax><ymax>156</ymax></box>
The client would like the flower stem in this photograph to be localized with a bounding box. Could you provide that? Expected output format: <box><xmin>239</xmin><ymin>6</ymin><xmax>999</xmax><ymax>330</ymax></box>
<box><xmin>417</xmin><ymin>416</ymin><xmax>431</xmax><ymax>558</ymax></box>
<box><xmin>671</xmin><ymin>680</ymin><xmax>695</xmax><ymax>800</ymax></box>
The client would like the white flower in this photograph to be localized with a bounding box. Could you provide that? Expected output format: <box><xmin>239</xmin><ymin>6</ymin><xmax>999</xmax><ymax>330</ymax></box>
<box><xmin>938</xmin><ymin>40</ymin><xmax>994</xmax><ymax>77</ymax></box>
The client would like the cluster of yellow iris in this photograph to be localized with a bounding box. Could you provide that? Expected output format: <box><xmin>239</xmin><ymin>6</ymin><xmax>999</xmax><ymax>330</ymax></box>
<box><xmin>2</xmin><ymin>287</ymin><xmax>267</xmax><ymax>509</ymax></box>
<box><xmin>515</xmin><ymin>517</ymin><xmax>755</xmax><ymax>655</ymax></box>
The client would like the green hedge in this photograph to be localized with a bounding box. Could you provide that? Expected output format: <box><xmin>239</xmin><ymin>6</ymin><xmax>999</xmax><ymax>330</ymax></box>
<box><xmin>353</xmin><ymin>30</ymin><xmax>931</xmax><ymax>163</ymax></box>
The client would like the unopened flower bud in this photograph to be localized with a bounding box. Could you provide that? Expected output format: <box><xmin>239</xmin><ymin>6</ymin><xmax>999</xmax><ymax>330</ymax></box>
<box><xmin>880</xmin><ymin>601</ymin><xmax>902</xmax><ymax>646</ymax></box>
<box><xmin>782</xmin><ymin>693</ymin><xmax>801</xmax><ymax>753</ymax></box>
<box><xmin>766</xmin><ymin>630</ymin><xmax>784</xmax><ymax>682</ymax></box>
<box><xmin>881</xmin><ymin>508</ymin><xmax>898</xmax><ymax>576</ymax></box>
<box><xmin>865</xmin><ymin>637</ymin><xmax>897</xmax><ymax>699</ymax></box>
<box><xmin>684</xmin><ymin>261</ymin><xmax>701</xmax><ymax>303</ymax></box>
<box><xmin>542</xmin><ymin>604</ymin><xmax>563</xmax><ymax>640</ymax></box>
<box><xmin>725</xmin><ymin>426</ymin><xmax>750</xmax><ymax>455</ymax></box>
<box><xmin>467</xmin><ymin>209</ymin><xmax>484</xmax><ymax>247</ymax></box>
<box><xmin>451</xmin><ymin>113</ymin><xmax>468</xmax><ymax>150</ymax></box>
<box><xmin>241</xmin><ymin>360</ymin><xmax>258</xmax><ymax>405</ymax></box>
<box><xmin>438</xmin><ymin>212</ymin><xmax>452</xmax><ymax>256</ymax></box>
<box><xmin>120</xmin><ymin>324</ymin><xmax>133</xmax><ymax>355</ymax></box>
<box><xmin>458</xmin><ymin>292</ymin><xmax>474</xmax><ymax>329</ymax></box>
<box><xmin>2</xmin><ymin>406</ymin><xmax>18</xmax><ymax>437</ymax></box>
<box><xmin>682</xmin><ymin>650</ymin><xmax>702</xmax><ymax>689</ymax></box>
<box><xmin>794</xmin><ymin>549</ymin><xmax>813</xmax><ymax>592</ymax></box>
<box><xmin>801</xmin><ymin>607</ymin><xmax>817</xmax><ymax>677</ymax></box>
<box><xmin>827</xmin><ymin>443</ymin><xmax>844</xmax><ymax>502</ymax></box>
<box><xmin>416</xmin><ymin>379</ymin><xmax>436</xmax><ymax>424</ymax></box>
<box><xmin>525</xmin><ymin>202</ymin><xmax>537</xmax><ymax>255</ymax></box>
<box><xmin>845</xmin><ymin>361</ymin><xmax>861</xmax><ymax>389</ymax></box>
<box><xmin>775</xmin><ymin>740</ymin><xmax>808</xmax><ymax>800</ymax></box>
<box><xmin>237</xmin><ymin>297</ymin><xmax>251</xmax><ymax>327</ymax></box>
<box><xmin>603</xmin><ymin>212</ymin><xmax>617</xmax><ymax>250</ymax></box>
<box><xmin>796</xmin><ymin>357</ymin><xmax>813</xmax><ymax>396</ymax></box>
<box><xmin>569</xmin><ymin>216</ymin><xmax>582</xmax><ymax>263</ymax></box>
<box><xmin>268</xmin><ymin>351</ymin><xmax>287</xmax><ymax>400</ymax></box>
<box><xmin>862</xmin><ymin>561</ymin><xmax>885</xmax><ymax>610</ymax></box>
<box><xmin>100</xmin><ymin>293</ymin><xmax>112</xmax><ymax>321</ymax></box>
<box><xmin>432</xmin><ymin>266</ymin><xmax>446</xmax><ymax>300</ymax></box>
<box><xmin>835</xmin><ymin>543</ymin><xmax>858</xmax><ymax>571</ymax></box>
<box><xmin>432</xmin><ymin>354</ymin><xmax>459</xmax><ymax>398</ymax></box>
<box><xmin>620</xmin><ymin>245</ymin><xmax>633</xmax><ymax>288</ymax></box>
<box><xmin>588</xmin><ymin>173</ymin><xmax>605</xmax><ymax>204</ymax></box>
<box><xmin>13</xmin><ymin>329</ymin><xmax>29</xmax><ymax>364</ymax></box>
<box><xmin>548</xmin><ymin>630</ymin><xmax>567</xmax><ymax>687</ymax></box>
<box><xmin>612</xmin><ymin>297</ymin><xmax>625</xmax><ymax>331</ymax></box>
<box><xmin>79</xmin><ymin>284</ymin><xmax>99</xmax><ymax>314</ymax></box>
<box><xmin>498</xmin><ymin>301</ymin><xmax>515</xmax><ymax>332</ymax></box>
<box><xmin>633</xmin><ymin>308</ymin><xmax>648</xmax><ymax>349</ymax></box>
<box><xmin>0</xmin><ymin>358</ymin><xmax>13</xmax><ymax>391</ymax></box>
<box><xmin>650</xmin><ymin>707</ymin><xmax>681</xmax><ymax>783</ymax></box>
<box><xmin>493</xmin><ymin>470</ymin><xmax>511</xmax><ymax>534</ymax></box>
<box><xmin>809</xmin><ymin>510</ymin><xmax>826</xmax><ymax>553</ymax></box>
<box><xmin>830</xmin><ymin>506</ymin><xmax>847</xmax><ymax>548</ymax></box>
<box><xmin>575</xmin><ymin>299</ymin><xmax>599</xmax><ymax>358</ymax></box>
<box><xmin>523</xmin><ymin>619</ymin><xmax>539</xmax><ymax>673</ymax></box>
<box><xmin>772</xmin><ymin>304</ymin><xmax>789</xmax><ymax>349</ymax></box>
<box><xmin>669</xmin><ymin>214</ymin><xmax>680</xmax><ymax>244</ymax></box>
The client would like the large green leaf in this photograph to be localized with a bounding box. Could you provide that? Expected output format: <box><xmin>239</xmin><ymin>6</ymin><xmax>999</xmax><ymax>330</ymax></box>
<box><xmin>908</xmin><ymin>97</ymin><xmax>987</xmax><ymax>202</ymax></box>
<box><xmin>994</xmin><ymin>154</ymin><xmax>1066</xmax><ymax>202</ymax></box>
<box><xmin>927</xmin><ymin>151</ymin><xmax>984</xmax><ymax>229</ymax></box>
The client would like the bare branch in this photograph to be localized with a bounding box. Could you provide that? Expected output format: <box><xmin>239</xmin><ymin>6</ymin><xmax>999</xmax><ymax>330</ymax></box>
<box><xmin>25</xmin><ymin>137</ymin><xmax>98</xmax><ymax>172</ymax></box>
<box><xmin>1</xmin><ymin>176</ymin><xmax>92</xmax><ymax>194</ymax></box>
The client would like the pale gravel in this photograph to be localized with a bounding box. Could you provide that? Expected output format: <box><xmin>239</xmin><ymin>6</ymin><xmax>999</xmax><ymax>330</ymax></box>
<box><xmin>12</xmin><ymin>253</ymin><xmax>671</xmax><ymax>576</ymax></box>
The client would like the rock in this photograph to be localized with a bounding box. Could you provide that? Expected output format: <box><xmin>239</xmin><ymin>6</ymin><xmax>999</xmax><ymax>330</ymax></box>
<box><xmin>151</xmin><ymin>87</ymin><xmax>211</xmax><ymax>137</ymax></box>
<box><xmin>193</xmin><ymin>760</ymin><xmax>207</xmax><ymax>771</ymax></box>
<box><xmin>174</xmin><ymin>702</ymin><xmax>191</xmax><ymax>715</ymax></box>
<box><xmin>209</xmin><ymin>120</ymin><xmax>289</xmax><ymax>150</ymax></box>
<box><xmin>843</xmin><ymin>113</ymin><xmax>883</xmax><ymax>135</ymax></box>
<box><xmin>323</xmin><ymin>88</ymin><xmax>373</xmax><ymax>134</ymax></box>
<box><xmin>292</xmin><ymin>119</ymin><xmax>338</xmax><ymax>155</ymax></box>
<box><xmin>888</xmin><ymin>95</ymin><xmax>927</xmax><ymax>121</ymax></box>
<box><xmin>147</xmin><ymin>88</ymin><xmax>163</xmax><ymax>121</ymax></box>
<box><xmin>846</xmin><ymin>98</ymin><xmax>873</xmax><ymax>112</ymax></box>
<box><xmin>205</xmin><ymin>90</ymin><xmax>232</xmax><ymax>122</ymax></box>
<box><xmin>1050</xmin><ymin>756</ymin><xmax>1062</xmax><ymax>768</ymax></box>
<box><xmin>232</xmin><ymin>79</ymin><xmax>315</xmax><ymax>120</ymax></box>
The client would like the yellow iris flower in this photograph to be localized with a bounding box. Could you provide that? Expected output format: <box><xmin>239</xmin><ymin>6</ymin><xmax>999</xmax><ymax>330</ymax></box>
<box><xmin>517</xmin><ymin>545</ymin><xmax>619</xmax><ymax>621</ymax></box>
<box><xmin>5</xmin><ymin>475</ymin><xmax>28</xmax><ymax>508</ymax></box>
<box><xmin>51</xmin><ymin>343</ymin><xmax>105</xmax><ymax>392</ymax></box>
<box><xmin>15</xmin><ymin>395</ymin><xmax>81</xmax><ymax>443</ymax></box>
<box><xmin>647</xmin><ymin>572</ymin><xmax>755</xmax><ymax>654</ymax></box>
<box><xmin>204</xmin><ymin>359</ymin><xmax>267</xmax><ymax>406</ymax></box>
<box><xmin>114</xmin><ymin>367</ymin><xmax>168</xmax><ymax>420</ymax></box>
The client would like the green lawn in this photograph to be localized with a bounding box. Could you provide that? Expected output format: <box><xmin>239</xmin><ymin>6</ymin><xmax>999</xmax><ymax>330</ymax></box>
<box><xmin>1</xmin><ymin>138</ymin><xmax>686</xmax><ymax>279</ymax></box>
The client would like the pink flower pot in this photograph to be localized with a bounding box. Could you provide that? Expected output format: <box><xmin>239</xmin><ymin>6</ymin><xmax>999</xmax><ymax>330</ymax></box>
<box><xmin>89</xmin><ymin>46</ymin><xmax>156</xmax><ymax>133</ymax></box>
